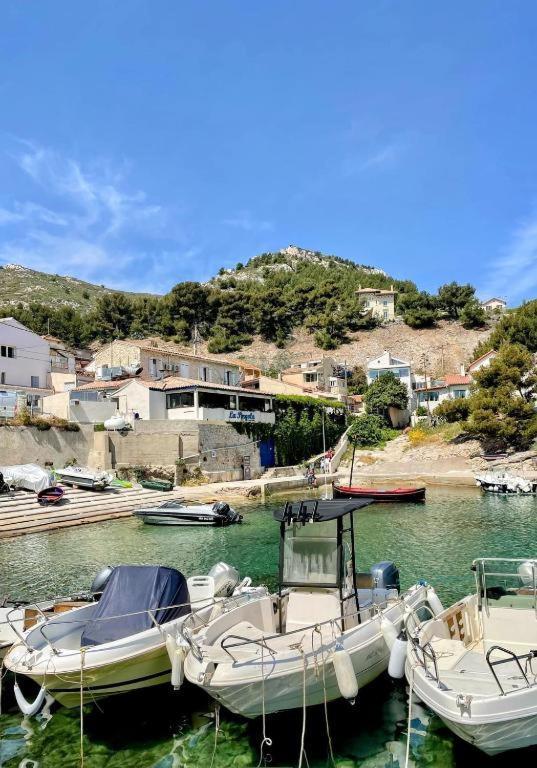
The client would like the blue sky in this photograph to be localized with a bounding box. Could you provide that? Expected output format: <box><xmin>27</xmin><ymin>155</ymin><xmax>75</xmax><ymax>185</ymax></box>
<box><xmin>1</xmin><ymin>2</ymin><xmax>537</xmax><ymax>301</ymax></box>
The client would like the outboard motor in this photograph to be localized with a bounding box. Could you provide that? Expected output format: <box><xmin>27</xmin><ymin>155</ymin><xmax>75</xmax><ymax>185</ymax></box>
<box><xmin>208</xmin><ymin>562</ymin><xmax>240</xmax><ymax>597</ymax></box>
<box><xmin>90</xmin><ymin>565</ymin><xmax>115</xmax><ymax>597</ymax></box>
<box><xmin>212</xmin><ymin>501</ymin><xmax>231</xmax><ymax>517</ymax></box>
<box><xmin>370</xmin><ymin>561</ymin><xmax>400</xmax><ymax>593</ymax></box>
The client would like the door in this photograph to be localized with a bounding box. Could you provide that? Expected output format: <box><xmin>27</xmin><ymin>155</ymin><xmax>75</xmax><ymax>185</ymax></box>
<box><xmin>260</xmin><ymin>438</ymin><xmax>275</xmax><ymax>468</ymax></box>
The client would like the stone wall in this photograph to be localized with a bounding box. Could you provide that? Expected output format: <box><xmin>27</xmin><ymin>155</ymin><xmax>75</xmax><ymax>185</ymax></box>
<box><xmin>0</xmin><ymin>420</ymin><xmax>262</xmax><ymax>481</ymax></box>
<box><xmin>0</xmin><ymin>425</ymin><xmax>94</xmax><ymax>467</ymax></box>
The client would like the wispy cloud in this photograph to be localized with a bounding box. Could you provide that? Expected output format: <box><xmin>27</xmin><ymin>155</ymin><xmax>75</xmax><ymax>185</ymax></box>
<box><xmin>480</xmin><ymin>211</ymin><xmax>537</xmax><ymax>302</ymax></box>
<box><xmin>222</xmin><ymin>210</ymin><xmax>273</xmax><ymax>232</ymax></box>
<box><xmin>0</xmin><ymin>140</ymin><xmax>183</xmax><ymax>292</ymax></box>
<box><xmin>343</xmin><ymin>141</ymin><xmax>401</xmax><ymax>177</ymax></box>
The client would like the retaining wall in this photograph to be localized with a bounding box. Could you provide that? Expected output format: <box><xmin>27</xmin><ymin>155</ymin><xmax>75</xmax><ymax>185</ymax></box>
<box><xmin>0</xmin><ymin>425</ymin><xmax>94</xmax><ymax>467</ymax></box>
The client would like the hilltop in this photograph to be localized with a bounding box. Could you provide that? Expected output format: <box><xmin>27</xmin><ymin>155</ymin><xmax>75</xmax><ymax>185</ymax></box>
<box><xmin>0</xmin><ymin>263</ymin><xmax>151</xmax><ymax>311</ymax></box>
<box><xmin>211</xmin><ymin>245</ymin><xmax>391</xmax><ymax>285</ymax></box>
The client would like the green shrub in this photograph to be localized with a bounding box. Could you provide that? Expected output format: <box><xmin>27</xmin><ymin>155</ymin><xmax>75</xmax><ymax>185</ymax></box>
<box><xmin>94</xmin><ymin>423</ymin><xmax>105</xmax><ymax>432</ymax></box>
<box><xmin>348</xmin><ymin>414</ymin><xmax>385</xmax><ymax>447</ymax></box>
<box><xmin>434</xmin><ymin>398</ymin><xmax>470</xmax><ymax>423</ymax></box>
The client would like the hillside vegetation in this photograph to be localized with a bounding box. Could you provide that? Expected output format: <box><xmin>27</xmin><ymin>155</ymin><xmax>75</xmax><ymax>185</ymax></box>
<box><xmin>0</xmin><ymin>245</ymin><xmax>489</xmax><ymax>356</ymax></box>
<box><xmin>0</xmin><ymin>264</ymin><xmax>149</xmax><ymax>311</ymax></box>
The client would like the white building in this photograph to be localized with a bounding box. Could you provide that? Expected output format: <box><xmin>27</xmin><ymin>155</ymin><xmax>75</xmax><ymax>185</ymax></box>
<box><xmin>415</xmin><ymin>374</ymin><xmax>472</xmax><ymax>411</ymax></box>
<box><xmin>367</xmin><ymin>351</ymin><xmax>412</xmax><ymax>398</ymax></box>
<box><xmin>0</xmin><ymin>318</ymin><xmax>52</xmax><ymax>416</ymax></box>
<box><xmin>356</xmin><ymin>285</ymin><xmax>396</xmax><ymax>321</ymax></box>
<box><xmin>112</xmin><ymin>377</ymin><xmax>275</xmax><ymax>424</ymax></box>
<box><xmin>480</xmin><ymin>298</ymin><xmax>506</xmax><ymax>313</ymax></box>
<box><xmin>467</xmin><ymin>349</ymin><xmax>497</xmax><ymax>375</ymax></box>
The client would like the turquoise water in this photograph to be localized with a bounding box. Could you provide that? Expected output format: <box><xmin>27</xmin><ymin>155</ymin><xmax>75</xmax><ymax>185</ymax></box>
<box><xmin>1</xmin><ymin>486</ymin><xmax>537</xmax><ymax>767</ymax></box>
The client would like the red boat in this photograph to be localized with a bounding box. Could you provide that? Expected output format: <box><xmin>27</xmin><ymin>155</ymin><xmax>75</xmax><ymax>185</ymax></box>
<box><xmin>333</xmin><ymin>484</ymin><xmax>426</xmax><ymax>502</ymax></box>
<box><xmin>37</xmin><ymin>486</ymin><xmax>65</xmax><ymax>506</ymax></box>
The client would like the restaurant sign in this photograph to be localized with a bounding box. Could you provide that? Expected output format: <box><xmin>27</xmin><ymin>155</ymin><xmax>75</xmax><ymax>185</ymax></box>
<box><xmin>227</xmin><ymin>410</ymin><xmax>256</xmax><ymax>422</ymax></box>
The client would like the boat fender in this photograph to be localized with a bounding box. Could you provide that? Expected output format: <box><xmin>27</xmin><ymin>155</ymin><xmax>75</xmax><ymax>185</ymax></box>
<box><xmin>333</xmin><ymin>645</ymin><xmax>358</xmax><ymax>702</ymax></box>
<box><xmin>165</xmin><ymin>632</ymin><xmax>177</xmax><ymax>666</ymax></box>
<box><xmin>14</xmin><ymin>680</ymin><xmax>46</xmax><ymax>716</ymax></box>
<box><xmin>380</xmin><ymin>616</ymin><xmax>398</xmax><ymax>651</ymax></box>
<box><xmin>388</xmin><ymin>630</ymin><xmax>408</xmax><ymax>679</ymax></box>
<box><xmin>427</xmin><ymin>588</ymin><xmax>444</xmax><ymax>617</ymax></box>
<box><xmin>171</xmin><ymin>646</ymin><xmax>186</xmax><ymax>690</ymax></box>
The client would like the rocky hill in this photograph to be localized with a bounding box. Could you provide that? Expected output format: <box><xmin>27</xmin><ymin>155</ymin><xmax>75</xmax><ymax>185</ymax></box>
<box><xmin>0</xmin><ymin>264</ymin><xmax>150</xmax><ymax>311</ymax></box>
<box><xmin>211</xmin><ymin>244</ymin><xmax>390</xmax><ymax>285</ymax></box>
<box><xmin>199</xmin><ymin>320</ymin><xmax>492</xmax><ymax>378</ymax></box>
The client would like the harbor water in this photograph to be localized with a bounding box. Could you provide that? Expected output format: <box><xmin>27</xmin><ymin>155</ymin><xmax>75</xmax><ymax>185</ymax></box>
<box><xmin>1</xmin><ymin>485</ymin><xmax>536</xmax><ymax>767</ymax></box>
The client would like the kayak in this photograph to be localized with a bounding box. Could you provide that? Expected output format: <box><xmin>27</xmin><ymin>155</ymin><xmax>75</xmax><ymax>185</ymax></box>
<box><xmin>333</xmin><ymin>484</ymin><xmax>426</xmax><ymax>502</ymax></box>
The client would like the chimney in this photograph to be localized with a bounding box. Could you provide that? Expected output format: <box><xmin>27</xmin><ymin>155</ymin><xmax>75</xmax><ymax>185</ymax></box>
<box><xmin>460</xmin><ymin>363</ymin><xmax>466</xmax><ymax>376</ymax></box>
<box><xmin>391</xmin><ymin>284</ymin><xmax>394</xmax><ymax>292</ymax></box>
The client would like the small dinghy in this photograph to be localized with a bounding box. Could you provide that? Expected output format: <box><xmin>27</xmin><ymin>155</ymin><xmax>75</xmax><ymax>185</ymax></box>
<box><xmin>55</xmin><ymin>465</ymin><xmax>113</xmax><ymax>490</ymax></box>
<box><xmin>333</xmin><ymin>484</ymin><xmax>426</xmax><ymax>502</ymax></box>
<box><xmin>405</xmin><ymin>557</ymin><xmax>537</xmax><ymax>755</ymax></box>
<box><xmin>4</xmin><ymin>562</ymin><xmax>264</xmax><ymax>709</ymax></box>
<box><xmin>180</xmin><ymin>498</ymin><xmax>439</xmax><ymax>718</ymax></box>
<box><xmin>134</xmin><ymin>500</ymin><xmax>243</xmax><ymax>526</ymax></box>
<box><xmin>37</xmin><ymin>486</ymin><xmax>64</xmax><ymax>505</ymax></box>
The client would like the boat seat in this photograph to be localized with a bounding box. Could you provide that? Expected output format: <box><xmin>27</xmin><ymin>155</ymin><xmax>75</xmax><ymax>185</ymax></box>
<box><xmin>428</xmin><ymin>637</ymin><xmax>468</xmax><ymax>671</ymax></box>
<box><xmin>285</xmin><ymin>591</ymin><xmax>341</xmax><ymax>634</ymax></box>
<box><xmin>187</xmin><ymin>576</ymin><xmax>215</xmax><ymax>609</ymax></box>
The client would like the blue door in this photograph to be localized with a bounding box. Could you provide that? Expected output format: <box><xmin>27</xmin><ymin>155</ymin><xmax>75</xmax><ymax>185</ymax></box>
<box><xmin>260</xmin><ymin>438</ymin><xmax>275</xmax><ymax>468</ymax></box>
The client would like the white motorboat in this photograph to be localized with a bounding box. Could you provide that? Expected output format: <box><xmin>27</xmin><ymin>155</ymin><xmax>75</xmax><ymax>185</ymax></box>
<box><xmin>405</xmin><ymin>557</ymin><xmax>537</xmax><ymax>755</ymax></box>
<box><xmin>134</xmin><ymin>500</ymin><xmax>243</xmax><ymax>526</ymax></box>
<box><xmin>475</xmin><ymin>471</ymin><xmax>537</xmax><ymax>494</ymax></box>
<box><xmin>180</xmin><ymin>498</ymin><xmax>437</xmax><ymax>718</ymax></box>
<box><xmin>55</xmin><ymin>465</ymin><xmax>113</xmax><ymax>490</ymax></box>
<box><xmin>4</xmin><ymin>562</ymin><xmax>265</xmax><ymax>711</ymax></box>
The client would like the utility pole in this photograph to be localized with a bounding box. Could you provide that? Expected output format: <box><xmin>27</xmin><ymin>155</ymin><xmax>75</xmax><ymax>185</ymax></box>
<box><xmin>437</xmin><ymin>344</ymin><xmax>446</xmax><ymax>376</ymax></box>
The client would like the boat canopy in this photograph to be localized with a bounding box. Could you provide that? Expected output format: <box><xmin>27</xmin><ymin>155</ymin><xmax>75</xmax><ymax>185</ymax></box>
<box><xmin>273</xmin><ymin>498</ymin><xmax>372</xmax><ymax>523</ymax></box>
<box><xmin>81</xmin><ymin>565</ymin><xmax>190</xmax><ymax>647</ymax></box>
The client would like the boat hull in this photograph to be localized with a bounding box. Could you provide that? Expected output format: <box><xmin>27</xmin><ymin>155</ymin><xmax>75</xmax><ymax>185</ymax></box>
<box><xmin>409</xmin><ymin>664</ymin><xmax>537</xmax><ymax>755</ymax></box>
<box><xmin>333</xmin><ymin>484</ymin><xmax>426</xmax><ymax>502</ymax></box>
<box><xmin>185</xmin><ymin>585</ymin><xmax>428</xmax><ymax>718</ymax></box>
<box><xmin>17</xmin><ymin>644</ymin><xmax>172</xmax><ymax>708</ymax></box>
<box><xmin>137</xmin><ymin>514</ymin><xmax>229</xmax><ymax>526</ymax></box>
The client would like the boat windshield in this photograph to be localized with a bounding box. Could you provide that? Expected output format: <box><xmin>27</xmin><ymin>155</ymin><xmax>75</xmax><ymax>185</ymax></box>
<box><xmin>282</xmin><ymin>520</ymin><xmax>339</xmax><ymax>587</ymax></box>
<box><xmin>474</xmin><ymin>558</ymin><xmax>537</xmax><ymax>612</ymax></box>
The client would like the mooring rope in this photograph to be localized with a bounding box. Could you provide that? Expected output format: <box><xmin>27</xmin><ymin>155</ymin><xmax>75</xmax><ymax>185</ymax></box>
<box><xmin>256</xmin><ymin>640</ymin><xmax>273</xmax><ymax>767</ymax></box>
<box><xmin>404</xmin><ymin>665</ymin><xmax>414</xmax><ymax>768</ymax></box>
<box><xmin>297</xmin><ymin>645</ymin><xmax>308</xmax><ymax>768</ymax></box>
<box><xmin>80</xmin><ymin>647</ymin><xmax>86</xmax><ymax>768</ymax></box>
<box><xmin>313</xmin><ymin>625</ymin><xmax>336</xmax><ymax>767</ymax></box>
<box><xmin>209</xmin><ymin>702</ymin><xmax>220</xmax><ymax>768</ymax></box>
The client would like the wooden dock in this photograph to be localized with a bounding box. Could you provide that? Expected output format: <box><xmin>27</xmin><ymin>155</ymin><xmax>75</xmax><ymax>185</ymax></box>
<box><xmin>0</xmin><ymin>486</ymin><xmax>187</xmax><ymax>539</ymax></box>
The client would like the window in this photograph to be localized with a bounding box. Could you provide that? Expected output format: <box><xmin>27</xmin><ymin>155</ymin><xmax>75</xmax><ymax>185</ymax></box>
<box><xmin>418</xmin><ymin>391</ymin><xmax>439</xmax><ymax>402</ymax></box>
<box><xmin>166</xmin><ymin>392</ymin><xmax>194</xmax><ymax>409</ymax></box>
<box><xmin>453</xmin><ymin>389</ymin><xmax>467</xmax><ymax>399</ymax></box>
<box><xmin>0</xmin><ymin>346</ymin><xmax>14</xmax><ymax>358</ymax></box>
<box><xmin>238</xmin><ymin>395</ymin><xmax>271</xmax><ymax>412</ymax></box>
<box><xmin>179</xmin><ymin>363</ymin><xmax>189</xmax><ymax>378</ymax></box>
<box><xmin>198</xmin><ymin>390</ymin><xmax>236</xmax><ymax>409</ymax></box>
<box><xmin>31</xmin><ymin>376</ymin><xmax>39</xmax><ymax>388</ymax></box>
<box><xmin>0</xmin><ymin>373</ymin><xmax>4</xmax><ymax>384</ymax></box>
<box><xmin>304</xmin><ymin>373</ymin><xmax>318</xmax><ymax>383</ymax></box>
<box><xmin>383</xmin><ymin>309</ymin><xmax>389</xmax><ymax>319</ymax></box>
<box><xmin>199</xmin><ymin>366</ymin><xmax>208</xmax><ymax>382</ymax></box>
<box><xmin>383</xmin><ymin>300</ymin><xmax>388</xmax><ymax>306</ymax></box>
